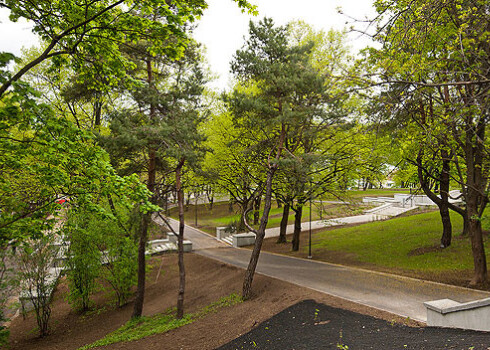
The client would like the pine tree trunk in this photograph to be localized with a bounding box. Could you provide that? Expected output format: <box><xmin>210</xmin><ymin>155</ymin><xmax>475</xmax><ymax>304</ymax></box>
<box><xmin>277</xmin><ymin>202</ymin><xmax>289</xmax><ymax>243</ymax></box>
<box><xmin>132</xmin><ymin>212</ymin><xmax>149</xmax><ymax>318</ymax></box>
<box><xmin>132</xmin><ymin>59</ymin><xmax>156</xmax><ymax>319</ymax></box>
<box><xmin>176</xmin><ymin>161</ymin><xmax>186</xmax><ymax>318</ymax></box>
<box><xmin>291</xmin><ymin>205</ymin><xmax>303</xmax><ymax>252</ymax></box>
<box><xmin>242</xmin><ymin>167</ymin><xmax>276</xmax><ymax>299</ymax></box>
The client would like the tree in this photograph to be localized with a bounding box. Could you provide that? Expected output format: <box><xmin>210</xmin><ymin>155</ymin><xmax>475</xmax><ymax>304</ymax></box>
<box><xmin>103</xmin><ymin>33</ymin><xmax>208</xmax><ymax>318</ymax></box>
<box><xmin>370</xmin><ymin>0</ymin><xmax>490</xmax><ymax>284</ymax></box>
<box><xmin>0</xmin><ymin>0</ymin><xmax>257</xmax><ymax>98</ymax></box>
<box><xmin>202</xmin><ymin>108</ymin><xmax>266</xmax><ymax>232</ymax></box>
<box><xmin>228</xmin><ymin>17</ymin><xmax>330</xmax><ymax>298</ymax></box>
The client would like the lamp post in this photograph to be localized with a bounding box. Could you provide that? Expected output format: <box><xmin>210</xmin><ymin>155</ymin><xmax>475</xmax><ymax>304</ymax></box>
<box><xmin>194</xmin><ymin>193</ymin><xmax>198</xmax><ymax>227</ymax></box>
<box><xmin>308</xmin><ymin>184</ymin><xmax>312</xmax><ymax>259</ymax></box>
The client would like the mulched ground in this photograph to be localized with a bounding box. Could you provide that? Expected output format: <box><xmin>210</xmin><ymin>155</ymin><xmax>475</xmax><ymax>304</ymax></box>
<box><xmin>219</xmin><ymin>300</ymin><xmax>490</xmax><ymax>350</ymax></box>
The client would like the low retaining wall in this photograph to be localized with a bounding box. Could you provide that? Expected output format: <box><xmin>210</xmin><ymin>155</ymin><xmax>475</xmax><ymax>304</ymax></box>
<box><xmin>424</xmin><ymin>297</ymin><xmax>490</xmax><ymax>332</ymax></box>
<box><xmin>232</xmin><ymin>233</ymin><xmax>255</xmax><ymax>247</ymax></box>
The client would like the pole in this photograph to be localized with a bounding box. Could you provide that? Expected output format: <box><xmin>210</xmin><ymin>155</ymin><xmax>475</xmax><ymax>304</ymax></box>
<box><xmin>194</xmin><ymin>193</ymin><xmax>198</xmax><ymax>227</ymax></box>
<box><xmin>308</xmin><ymin>186</ymin><xmax>312</xmax><ymax>259</ymax></box>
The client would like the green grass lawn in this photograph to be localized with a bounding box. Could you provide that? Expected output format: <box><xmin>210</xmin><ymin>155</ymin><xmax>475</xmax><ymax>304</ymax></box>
<box><xmin>168</xmin><ymin>200</ymin><xmax>372</xmax><ymax>235</ymax></box>
<box><xmin>321</xmin><ymin>188</ymin><xmax>413</xmax><ymax>201</ymax></box>
<box><xmin>310</xmin><ymin>210</ymin><xmax>489</xmax><ymax>273</ymax></box>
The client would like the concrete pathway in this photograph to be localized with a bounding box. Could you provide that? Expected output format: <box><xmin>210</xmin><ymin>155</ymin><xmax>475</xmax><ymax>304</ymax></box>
<box><xmin>264</xmin><ymin>214</ymin><xmax>380</xmax><ymax>238</ymax></box>
<box><xmin>158</xmin><ymin>217</ymin><xmax>490</xmax><ymax>323</ymax></box>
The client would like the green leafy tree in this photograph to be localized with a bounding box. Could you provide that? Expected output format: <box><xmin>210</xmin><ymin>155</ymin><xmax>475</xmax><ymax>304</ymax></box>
<box><xmin>228</xmin><ymin>17</ymin><xmax>332</xmax><ymax>297</ymax></box>
<box><xmin>370</xmin><ymin>0</ymin><xmax>490</xmax><ymax>284</ymax></box>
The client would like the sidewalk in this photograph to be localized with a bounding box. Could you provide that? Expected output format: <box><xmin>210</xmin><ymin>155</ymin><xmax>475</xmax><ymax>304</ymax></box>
<box><xmin>264</xmin><ymin>214</ymin><xmax>380</xmax><ymax>238</ymax></box>
<box><xmin>165</xmin><ymin>218</ymin><xmax>490</xmax><ymax>323</ymax></box>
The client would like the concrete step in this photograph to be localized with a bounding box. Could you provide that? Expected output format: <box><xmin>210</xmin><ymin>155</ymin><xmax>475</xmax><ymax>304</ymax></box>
<box><xmin>222</xmin><ymin>237</ymin><xmax>233</xmax><ymax>246</ymax></box>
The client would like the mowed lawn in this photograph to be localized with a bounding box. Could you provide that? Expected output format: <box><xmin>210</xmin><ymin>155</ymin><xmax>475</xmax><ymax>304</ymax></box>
<box><xmin>309</xmin><ymin>210</ymin><xmax>489</xmax><ymax>274</ymax></box>
<box><xmin>169</xmin><ymin>201</ymin><xmax>371</xmax><ymax>235</ymax></box>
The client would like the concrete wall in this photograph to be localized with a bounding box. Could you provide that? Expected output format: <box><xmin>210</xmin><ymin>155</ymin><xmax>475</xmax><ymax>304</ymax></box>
<box><xmin>425</xmin><ymin>298</ymin><xmax>490</xmax><ymax>332</ymax></box>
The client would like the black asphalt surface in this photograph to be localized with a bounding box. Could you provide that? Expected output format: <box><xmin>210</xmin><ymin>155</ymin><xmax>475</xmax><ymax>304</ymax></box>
<box><xmin>218</xmin><ymin>300</ymin><xmax>490</xmax><ymax>350</ymax></box>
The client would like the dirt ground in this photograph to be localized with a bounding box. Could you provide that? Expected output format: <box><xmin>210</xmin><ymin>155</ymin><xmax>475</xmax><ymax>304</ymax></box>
<box><xmin>7</xmin><ymin>252</ymin><xmax>422</xmax><ymax>350</ymax></box>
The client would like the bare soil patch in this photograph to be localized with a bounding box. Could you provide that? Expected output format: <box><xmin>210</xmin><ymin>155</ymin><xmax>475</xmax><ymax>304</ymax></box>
<box><xmin>7</xmin><ymin>252</ymin><xmax>421</xmax><ymax>350</ymax></box>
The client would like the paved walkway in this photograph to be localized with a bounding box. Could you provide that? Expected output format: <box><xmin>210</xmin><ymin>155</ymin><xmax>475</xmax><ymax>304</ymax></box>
<box><xmin>159</xmin><ymin>217</ymin><xmax>490</xmax><ymax>323</ymax></box>
<box><xmin>264</xmin><ymin>214</ymin><xmax>380</xmax><ymax>238</ymax></box>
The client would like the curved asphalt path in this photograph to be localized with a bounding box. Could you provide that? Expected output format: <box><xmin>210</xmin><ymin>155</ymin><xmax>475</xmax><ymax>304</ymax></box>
<box><xmin>160</xmin><ymin>217</ymin><xmax>490</xmax><ymax>323</ymax></box>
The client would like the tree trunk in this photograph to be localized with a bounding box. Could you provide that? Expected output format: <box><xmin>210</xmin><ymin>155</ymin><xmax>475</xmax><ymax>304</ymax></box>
<box><xmin>131</xmin><ymin>212</ymin><xmax>149</xmax><ymax>318</ymax></box>
<box><xmin>132</xmin><ymin>59</ymin><xmax>156</xmax><ymax>319</ymax></box>
<box><xmin>291</xmin><ymin>205</ymin><xmax>303</xmax><ymax>252</ymax></box>
<box><xmin>253</xmin><ymin>196</ymin><xmax>261</xmax><ymax>225</ymax></box>
<box><xmin>238</xmin><ymin>200</ymin><xmax>249</xmax><ymax>233</ymax></box>
<box><xmin>439</xmin><ymin>152</ymin><xmax>452</xmax><ymax>248</ymax></box>
<box><xmin>277</xmin><ymin>202</ymin><xmax>289</xmax><ymax>244</ymax></box>
<box><xmin>461</xmin><ymin>213</ymin><xmax>469</xmax><ymax>237</ymax></box>
<box><xmin>185</xmin><ymin>193</ymin><xmax>191</xmax><ymax>212</ymax></box>
<box><xmin>466</xmin><ymin>118</ymin><xmax>488</xmax><ymax>286</ymax></box>
<box><xmin>228</xmin><ymin>198</ymin><xmax>234</xmax><ymax>213</ymax></box>
<box><xmin>276</xmin><ymin>198</ymin><xmax>282</xmax><ymax>208</ymax></box>
<box><xmin>242</xmin><ymin>167</ymin><xmax>276</xmax><ymax>299</ymax></box>
<box><xmin>468</xmin><ymin>200</ymin><xmax>487</xmax><ymax>286</ymax></box>
<box><xmin>176</xmin><ymin>160</ymin><xmax>186</xmax><ymax>318</ymax></box>
<box><xmin>417</xmin><ymin>150</ymin><xmax>453</xmax><ymax>248</ymax></box>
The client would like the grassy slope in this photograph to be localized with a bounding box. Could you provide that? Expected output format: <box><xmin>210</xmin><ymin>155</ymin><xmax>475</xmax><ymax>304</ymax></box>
<box><xmin>310</xmin><ymin>210</ymin><xmax>490</xmax><ymax>273</ymax></box>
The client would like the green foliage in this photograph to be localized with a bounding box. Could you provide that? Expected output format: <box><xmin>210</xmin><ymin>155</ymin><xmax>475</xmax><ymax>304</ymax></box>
<box><xmin>65</xmin><ymin>210</ymin><xmax>103</xmax><ymax>312</ymax></box>
<box><xmin>0</xmin><ymin>247</ymin><xmax>15</xmax><ymax>346</ymax></box>
<box><xmin>78</xmin><ymin>293</ymin><xmax>242</xmax><ymax>349</ymax></box>
<box><xmin>103</xmin><ymin>233</ymin><xmax>138</xmax><ymax>307</ymax></box>
<box><xmin>18</xmin><ymin>233</ymin><xmax>62</xmax><ymax>337</ymax></box>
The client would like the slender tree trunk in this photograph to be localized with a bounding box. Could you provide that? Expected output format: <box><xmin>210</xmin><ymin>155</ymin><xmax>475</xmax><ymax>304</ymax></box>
<box><xmin>466</xmin><ymin>119</ymin><xmax>487</xmax><ymax>286</ymax></box>
<box><xmin>175</xmin><ymin>160</ymin><xmax>186</xmax><ymax>318</ymax></box>
<box><xmin>276</xmin><ymin>198</ymin><xmax>282</xmax><ymax>208</ymax></box>
<box><xmin>238</xmin><ymin>201</ymin><xmax>249</xmax><ymax>233</ymax></box>
<box><xmin>242</xmin><ymin>167</ymin><xmax>276</xmax><ymax>299</ymax></box>
<box><xmin>228</xmin><ymin>198</ymin><xmax>234</xmax><ymax>213</ymax></box>
<box><xmin>468</xmin><ymin>197</ymin><xmax>487</xmax><ymax>286</ymax></box>
<box><xmin>439</xmin><ymin>152</ymin><xmax>452</xmax><ymax>248</ymax></box>
<box><xmin>417</xmin><ymin>150</ymin><xmax>453</xmax><ymax>248</ymax></box>
<box><xmin>291</xmin><ymin>205</ymin><xmax>303</xmax><ymax>252</ymax></box>
<box><xmin>253</xmin><ymin>196</ymin><xmax>261</xmax><ymax>225</ymax></box>
<box><xmin>461</xmin><ymin>213</ymin><xmax>469</xmax><ymax>237</ymax></box>
<box><xmin>132</xmin><ymin>59</ymin><xmax>156</xmax><ymax>319</ymax></box>
<box><xmin>277</xmin><ymin>202</ymin><xmax>289</xmax><ymax>244</ymax></box>
<box><xmin>185</xmin><ymin>193</ymin><xmax>191</xmax><ymax>212</ymax></box>
<box><xmin>242</xmin><ymin>122</ymin><xmax>286</xmax><ymax>299</ymax></box>
<box><xmin>132</xmin><ymin>212</ymin><xmax>149</xmax><ymax>318</ymax></box>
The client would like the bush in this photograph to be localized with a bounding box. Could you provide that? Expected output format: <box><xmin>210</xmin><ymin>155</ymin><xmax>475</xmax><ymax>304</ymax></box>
<box><xmin>65</xmin><ymin>211</ymin><xmax>102</xmax><ymax>312</ymax></box>
<box><xmin>18</xmin><ymin>235</ymin><xmax>62</xmax><ymax>337</ymax></box>
<box><xmin>103</xmin><ymin>235</ymin><xmax>138</xmax><ymax>307</ymax></box>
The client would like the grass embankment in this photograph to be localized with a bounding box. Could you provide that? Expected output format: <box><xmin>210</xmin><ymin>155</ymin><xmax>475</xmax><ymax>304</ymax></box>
<box><xmin>78</xmin><ymin>294</ymin><xmax>242</xmax><ymax>349</ymax></box>
<box><xmin>263</xmin><ymin>209</ymin><xmax>490</xmax><ymax>286</ymax></box>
